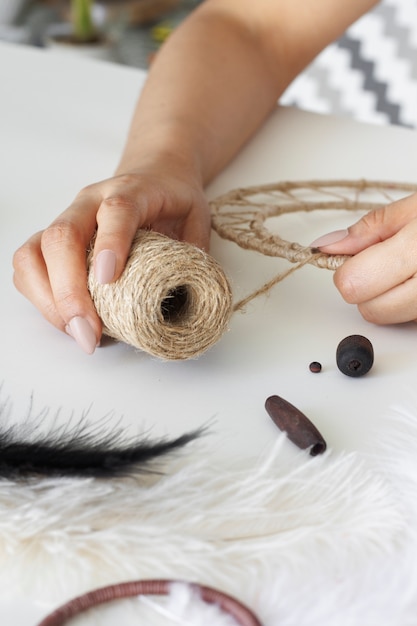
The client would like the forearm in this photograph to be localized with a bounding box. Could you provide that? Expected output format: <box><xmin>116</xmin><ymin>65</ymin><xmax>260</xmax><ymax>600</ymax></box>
<box><xmin>116</xmin><ymin>7</ymin><xmax>282</xmax><ymax>184</ymax></box>
<box><xmin>116</xmin><ymin>0</ymin><xmax>379</xmax><ymax>185</ymax></box>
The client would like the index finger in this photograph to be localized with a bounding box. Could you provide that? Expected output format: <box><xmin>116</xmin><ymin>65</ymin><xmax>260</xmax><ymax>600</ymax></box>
<box><xmin>334</xmin><ymin>218</ymin><xmax>417</xmax><ymax>305</ymax></box>
<box><xmin>40</xmin><ymin>197</ymin><xmax>103</xmax><ymax>352</ymax></box>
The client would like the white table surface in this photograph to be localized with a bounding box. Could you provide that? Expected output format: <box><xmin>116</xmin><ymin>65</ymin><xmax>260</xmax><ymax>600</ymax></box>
<box><xmin>1</xmin><ymin>41</ymin><xmax>417</xmax><ymax>624</ymax></box>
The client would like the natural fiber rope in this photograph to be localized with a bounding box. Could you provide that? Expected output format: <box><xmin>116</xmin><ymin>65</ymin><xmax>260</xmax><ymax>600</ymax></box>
<box><xmin>88</xmin><ymin>230</ymin><xmax>233</xmax><ymax>361</ymax></box>
<box><xmin>88</xmin><ymin>180</ymin><xmax>417</xmax><ymax>360</ymax></box>
<box><xmin>36</xmin><ymin>579</ymin><xmax>263</xmax><ymax>626</ymax></box>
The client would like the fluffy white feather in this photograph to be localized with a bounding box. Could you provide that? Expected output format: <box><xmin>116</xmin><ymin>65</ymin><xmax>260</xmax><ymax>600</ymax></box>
<box><xmin>2</xmin><ymin>406</ymin><xmax>417</xmax><ymax>625</ymax></box>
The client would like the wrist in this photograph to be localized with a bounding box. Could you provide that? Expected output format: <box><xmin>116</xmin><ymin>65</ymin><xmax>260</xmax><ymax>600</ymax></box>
<box><xmin>114</xmin><ymin>122</ymin><xmax>204</xmax><ymax>186</ymax></box>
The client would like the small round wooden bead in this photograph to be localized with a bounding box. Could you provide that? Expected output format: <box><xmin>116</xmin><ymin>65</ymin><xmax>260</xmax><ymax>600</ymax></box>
<box><xmin>309</xmin><ymin>361</ymin><xmax>322</xmax><ymax>373</ymax></box>
<box><xmin>336</xmin><ymin>334</ymin><xmax>374</xmax><ymax>377</ymax></box>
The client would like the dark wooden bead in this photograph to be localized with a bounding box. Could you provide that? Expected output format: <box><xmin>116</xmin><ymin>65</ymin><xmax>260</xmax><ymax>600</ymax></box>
<box><xmin>265</xmin><ymin>395</ymin><xmax>327</xmax><ymax>456</ymax></box>
<box><xmin>336</xmin><ymin>334</ymin><xmax>374</xmax><ymax>377</ymax></box>
<box><xmin>309</xmin><ymin>361</ymin><xmax>322</xmax><ymax>373</ymax></box>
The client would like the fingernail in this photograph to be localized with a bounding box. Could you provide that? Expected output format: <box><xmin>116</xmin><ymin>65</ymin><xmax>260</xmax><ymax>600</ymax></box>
<box><xmin>68</xmin><ymin>316</ymin><xmax>97</xmax><ymax>355</ymax></box>
<box><xmin>310</xmin><ymin>229</ymin><xmax>349</xmax><ymax>248</ymax></box>
<box><xmin>94</xmin><ymin>249</ymin><xmax>117</xmax><ymax>284</ymax></box>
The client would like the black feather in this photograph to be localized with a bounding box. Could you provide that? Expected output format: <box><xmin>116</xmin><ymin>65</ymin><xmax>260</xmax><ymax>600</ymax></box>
<box><xmin>0</xmin><ymin>400</ymin><xmax>205</xmax><ymax>479</ymax></box>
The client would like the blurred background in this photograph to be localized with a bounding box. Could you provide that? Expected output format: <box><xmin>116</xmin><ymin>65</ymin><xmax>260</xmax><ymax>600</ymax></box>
<box><xmin>0</xmin><ymin>1</ymin><xmax>204</xmax><ymax>67</ymax></box>
<box><xmin>1</xmin><ymin>0</ymin><xmax>416</xmax><ymax>129</ymax></box>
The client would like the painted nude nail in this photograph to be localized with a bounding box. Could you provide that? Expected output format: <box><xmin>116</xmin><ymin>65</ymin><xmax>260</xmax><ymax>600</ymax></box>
<box><xmin>94</xmin><ymin>249</ymin><xmax>117</xmax><ymax>284</ymax></box>
<box><xmin>68</xmin><ymin>316</ymin><xmax>97</xmax><ymax>355</ymax></box>
<box><xmin>310</xmin><ymin>229</ymin><xmax>349</xmax><ymax>248</ymax></box>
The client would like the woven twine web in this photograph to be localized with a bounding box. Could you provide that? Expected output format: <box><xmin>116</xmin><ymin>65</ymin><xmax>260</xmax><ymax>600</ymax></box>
<box><xmin>210</xmin><ymin>179</ymin><xmax>417</xmax><ymax>312</ymax></box>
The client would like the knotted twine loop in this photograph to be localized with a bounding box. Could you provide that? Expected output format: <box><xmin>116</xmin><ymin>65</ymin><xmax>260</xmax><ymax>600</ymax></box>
<box><xmin>88</xmin><ymin>230</ymin><xmax>233</xmax><ymax>361</ymax></box>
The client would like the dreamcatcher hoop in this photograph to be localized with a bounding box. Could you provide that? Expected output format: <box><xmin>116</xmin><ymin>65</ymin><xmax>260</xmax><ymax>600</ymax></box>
<box><xmin>36</xmin><ymin>579</ymin><xmax>262</xmax><ymax>626</ymax></box>
<box><xmin>210</xmin><ymin>179</ymin><xmax>417</xmax><ymax>271</ymax></box>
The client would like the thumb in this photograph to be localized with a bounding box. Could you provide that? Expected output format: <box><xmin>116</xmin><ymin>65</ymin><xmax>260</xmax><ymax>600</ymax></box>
<box><xmin>310</xmin><ymin>192</ymin><xmax>417</xmax><ymax>255</ymax></box>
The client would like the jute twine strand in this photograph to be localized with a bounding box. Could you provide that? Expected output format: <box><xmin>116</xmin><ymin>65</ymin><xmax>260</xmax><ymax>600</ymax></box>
<box><xmin>88</xmin><ymin>180</ymin><xmax>417</xmax><ymax>360</ymax></box>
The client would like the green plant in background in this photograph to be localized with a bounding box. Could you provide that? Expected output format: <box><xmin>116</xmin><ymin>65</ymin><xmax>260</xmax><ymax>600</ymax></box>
<box><xmin>71</xmin><ymin>0</ymin><xmax>97</xmax><ymax>43</ymax></box>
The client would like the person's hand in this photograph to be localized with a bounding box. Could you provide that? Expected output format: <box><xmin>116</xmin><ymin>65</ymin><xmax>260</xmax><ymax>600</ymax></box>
<box><xmin>310</xmin><ymin>192</ymin><xmax>417</xmax><ymax>325</ymax></box>
<box><xmin>13</xmin><ymin>165</ymin><xmax>211</xmax><ymax>354</ymax></box>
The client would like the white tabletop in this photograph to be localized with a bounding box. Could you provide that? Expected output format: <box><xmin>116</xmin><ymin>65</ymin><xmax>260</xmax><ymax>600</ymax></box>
<box><xmin>1</xmin><ymin>42</ymin><xmax>417</xmax><ymax>624</ymax></box>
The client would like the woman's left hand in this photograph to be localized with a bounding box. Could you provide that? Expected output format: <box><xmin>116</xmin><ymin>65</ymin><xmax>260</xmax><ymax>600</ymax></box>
<box><xmin>310</xmin><ymin>192</ymin><xmax>417</xmax><ymax>325</ymax></box>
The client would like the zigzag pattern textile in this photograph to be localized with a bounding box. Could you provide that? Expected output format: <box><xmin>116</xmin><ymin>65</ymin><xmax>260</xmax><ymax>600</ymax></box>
<box><xmin>280</xmin><ymin>0</ymin><xmax>417</xmax><ymax>128</ymax></box>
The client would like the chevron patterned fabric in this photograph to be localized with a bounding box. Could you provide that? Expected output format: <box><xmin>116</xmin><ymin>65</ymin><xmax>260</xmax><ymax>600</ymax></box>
<box><xmin>280</xmin><ymin>0</ymin><xmax>417</xmax><ymax>128</ymax></box>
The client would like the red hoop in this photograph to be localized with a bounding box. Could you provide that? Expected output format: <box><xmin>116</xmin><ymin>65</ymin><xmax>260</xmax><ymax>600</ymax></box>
<box><xmin>37</xmin><ymin>579</ymin><xmax>263</xmax><ymax>626</ymax></box>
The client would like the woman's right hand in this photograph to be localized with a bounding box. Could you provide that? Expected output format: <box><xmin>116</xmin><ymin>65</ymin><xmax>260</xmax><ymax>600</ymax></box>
<box><xmin>12</xmin><ymin>164</ymin><xmax>211</xmax><ymax>354</ymax></box>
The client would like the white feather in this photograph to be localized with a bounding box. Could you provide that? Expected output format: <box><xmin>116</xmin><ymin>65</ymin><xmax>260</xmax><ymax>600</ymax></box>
<box><xmin>2</xmin><ymin>406</ymin><xmax>417</xmax><ymax>625</ymax></box>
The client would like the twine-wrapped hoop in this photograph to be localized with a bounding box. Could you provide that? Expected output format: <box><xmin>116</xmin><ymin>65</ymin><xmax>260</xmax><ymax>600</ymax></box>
<box><xmin>88</xmin><ymin>230</ymin><xmax>233</xmax><ymax>361</ymax></box>
<box><xmin>36</xmin><ymin>579</ymin><xmax>263</xmax><ymax>626</ymax></box>
<box><xmin>210</xmin><ymin>179</ymin><xmax>417</xmax><ymax>269</ymax></box>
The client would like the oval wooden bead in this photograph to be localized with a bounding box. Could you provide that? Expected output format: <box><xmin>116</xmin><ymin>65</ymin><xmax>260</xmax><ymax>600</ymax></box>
<box><xmin>336</xmin><ymin>334</ymin><xmax>374</xmax><ymax>377</ymax></box>
<box><xmin>265</xmin><ymin>395</ymin><xmax>327</xmax><ymax>456</ymax></box>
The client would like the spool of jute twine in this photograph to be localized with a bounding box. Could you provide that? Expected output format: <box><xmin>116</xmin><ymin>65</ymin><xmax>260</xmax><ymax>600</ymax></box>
<box><xmin>88</xmin><ymin>230</ymin><xmax>233</xmax><ymax>361</ymax></box>
<box><xmin>88</xmin><ymin>180</ymin><xmax>417</xmax><ymax>360</ymax></box>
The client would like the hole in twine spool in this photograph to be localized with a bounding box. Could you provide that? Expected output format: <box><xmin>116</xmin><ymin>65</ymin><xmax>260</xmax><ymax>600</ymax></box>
<box><xmin>160</xmin><ymin>285</ymin><xmax>190</xmax><ymax>324</ymax></box>
<box><xmin>88</xmin><ymin>231</ymin><xmax>233</xmax><ymax>361</ymax></box>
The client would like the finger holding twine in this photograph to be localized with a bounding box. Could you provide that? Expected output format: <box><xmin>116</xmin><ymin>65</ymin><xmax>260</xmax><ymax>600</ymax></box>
<box><xmin>87</xmin><ymin>233</ymin><xmax>335</xmax><ymax>361</ymax></box>
<box><xmin>87</xmin><ymin>232</ymin><xmax>338</xmax><ymax>360</ymax></box>
<box><xmin>88</xmin><ymin>181</ymin><xmax>417</xmax><ymax>361</ymax></box>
